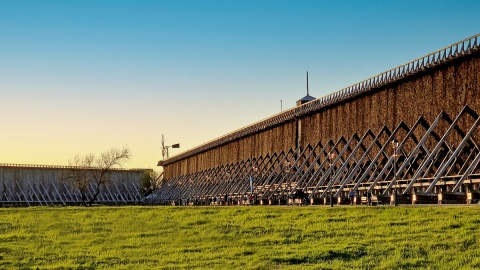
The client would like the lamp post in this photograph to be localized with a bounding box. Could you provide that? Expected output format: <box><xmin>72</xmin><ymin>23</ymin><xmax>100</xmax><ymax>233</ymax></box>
<box><xmin>392</xmin><ymin>140</ymin><xmax>399</xmax><ymax>206</ymax></box>
<box><xmin>329</xmin><ymin>152</ymin><xmax>335</xmax><ymax>207</ymax></box>
<box><xmin>251</xmin><ymin>166</ymin><xmax>258</xmax><ymax>194</ymax></box>
<box><xmin>225</xmin><ymin>170</ymin><xmax>231</xmax><ymax>206</ymax></box>
<box><xmin>162</xmin><ymin>134</ymin><xmax>180</xmax><ymax>160</ymax></box>
<box><xmin>251</xmin><ymin>166</ymin><xmax>258</xmax><ymax>204</ymax></box>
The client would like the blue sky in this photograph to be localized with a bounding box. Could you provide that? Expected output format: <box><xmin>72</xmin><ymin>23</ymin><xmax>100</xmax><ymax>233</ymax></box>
<box><xmin>1</xmin><ymin>0</ymin><xmax>479</xmax><ymax>168</ymax></box>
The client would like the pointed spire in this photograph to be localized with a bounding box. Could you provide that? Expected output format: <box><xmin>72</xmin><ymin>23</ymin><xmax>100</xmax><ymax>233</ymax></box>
<box><xmin>296</xmin><ymin>71</ymin><xmax>316</xmax><ymax>106</ymax></box>
<box><xmin>307</xmin><ymin>71</ymin><xmax>309</xmax><ymax>96</ymax></box>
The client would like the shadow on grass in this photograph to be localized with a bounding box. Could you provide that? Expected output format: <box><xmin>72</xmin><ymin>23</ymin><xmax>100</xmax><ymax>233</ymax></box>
<box><xmin>272</xmin><ymin>246</ymin><xmax>366</xmax><ymax>265</ymax></box>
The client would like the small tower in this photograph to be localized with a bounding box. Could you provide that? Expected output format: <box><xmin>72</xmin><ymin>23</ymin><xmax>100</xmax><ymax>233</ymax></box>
<box><xmin>296</xmin><ymin>71</ymin><xmax>316</xmax><ymax>106</ymax></box>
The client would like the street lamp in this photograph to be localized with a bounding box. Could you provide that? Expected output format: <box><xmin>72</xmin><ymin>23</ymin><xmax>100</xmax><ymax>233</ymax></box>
<box><xmin>251</xmin><ymin>166</ymin><xmax>258</xmax><ymax>194</ymax></box>
<box><xmin>250</xmin><ymin>166</ymin><xmax>258</xmax><ymax>205</ymax></box>
<box><xmin>162</xmin><ymin>134</ymin><xmax>180</xmax><ymax>160</ymax></box>
<box><xmin>225</xmin><ymin>170</ymin><xmax>231</xmax><ymax>206</ymax></box>
<box><xmin>392</xmin><ymin>140</ymin><xmax>399</xmax><ymax>206</ymax></box>
<box><xmin>329</xmin><ymin>152</ymin><xmax>335</xmax><ymax>207</ymax></box>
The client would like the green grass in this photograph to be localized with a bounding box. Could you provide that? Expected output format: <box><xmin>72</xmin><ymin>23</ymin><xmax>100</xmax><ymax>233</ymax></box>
<box><xmin>1</xmin><ymin>206</ymin><xmax>480</xmax><ymax>269</ymax></box>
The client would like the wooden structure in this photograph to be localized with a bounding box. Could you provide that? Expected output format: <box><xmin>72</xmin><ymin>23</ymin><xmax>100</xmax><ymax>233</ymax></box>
<box><xmin>159</xmin><ymin>34</ymin><xmax>480</xmax><ymax>205</ymax></box>
<box><xmin>0</xmin><ymin>164</ymin><xmax>149</xmax><ymax>206</ymax></box>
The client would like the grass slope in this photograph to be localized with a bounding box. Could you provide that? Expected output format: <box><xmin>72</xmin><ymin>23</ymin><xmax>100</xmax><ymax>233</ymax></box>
<box><xmin>1</xmin><ymin>206</ymin><xmax>480</xmax><ymax>269</ymax></box>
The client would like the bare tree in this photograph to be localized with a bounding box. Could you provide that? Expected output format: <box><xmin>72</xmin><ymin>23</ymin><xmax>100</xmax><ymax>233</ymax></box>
<box><xmin>141</xmin><ymin>170</ymin><xmax>163</xmax><ymax>195</ymax></box>
<box><xmin>63</xmin><ymin>146</ymin><xmax>131</xmax><ymax>206</ymax></box>
<box><xmin>140</xmin><ymin>170</ymin><xmax>164</xmax><ymax>205</ymax></box>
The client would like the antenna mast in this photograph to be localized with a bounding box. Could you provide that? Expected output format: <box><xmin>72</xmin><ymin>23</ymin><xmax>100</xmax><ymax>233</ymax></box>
<box><xmin>162</xmin><ymin>134</ymin><xmax>166</xmax><ymax>160</ymax></box>
<box><xmin>307</xmin><ymin>71</ymin><xmax>309</xmax><ymax>96</ymax></box>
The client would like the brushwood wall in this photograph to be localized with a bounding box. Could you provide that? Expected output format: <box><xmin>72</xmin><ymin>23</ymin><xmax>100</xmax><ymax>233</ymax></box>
<box><xmin>161</xmin><ymin>40</ymin><xmax>480</xmax><ymax>179</ymax></box>
<box><xmin>0</xmin><ymin>164</ymin><xmax>149</xmax><ymax>204</ymax></box>
<box><xmin>299</xmin><ymin>54</ymin><xmax>480</xmax><ymax>154</ymax></box>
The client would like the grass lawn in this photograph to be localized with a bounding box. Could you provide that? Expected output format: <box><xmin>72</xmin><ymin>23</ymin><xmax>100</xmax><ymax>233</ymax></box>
<box><xmin>1</xmin><ymin>205</ymin><xmax>480</xmax><ymax>269</ymax></box>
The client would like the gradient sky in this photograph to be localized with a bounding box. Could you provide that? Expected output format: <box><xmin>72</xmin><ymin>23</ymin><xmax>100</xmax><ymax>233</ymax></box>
<box><xmin>1</xmin><ymin>0</ymin><xmax>479</xmax><ymax>169</ymax></box>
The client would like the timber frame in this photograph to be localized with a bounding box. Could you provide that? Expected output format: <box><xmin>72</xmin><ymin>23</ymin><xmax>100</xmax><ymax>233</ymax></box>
<box><xmin>159</xmin><ymin>34</ymin><xmax>480</xmax><ymax>205</ymax></box>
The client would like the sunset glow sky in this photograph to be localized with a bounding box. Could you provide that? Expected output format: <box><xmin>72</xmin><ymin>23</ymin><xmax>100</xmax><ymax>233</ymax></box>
<box><xmin>1</xmin><ymin>0</ymin><xmax>479</xmax><ymax>169</ymax></box>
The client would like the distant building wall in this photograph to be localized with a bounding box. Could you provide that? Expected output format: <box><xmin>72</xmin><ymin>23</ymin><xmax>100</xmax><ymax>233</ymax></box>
<box><xmin>0</xmin><ymin>164</ymin><xmax>150</xmax><ymax>205</ymax></box>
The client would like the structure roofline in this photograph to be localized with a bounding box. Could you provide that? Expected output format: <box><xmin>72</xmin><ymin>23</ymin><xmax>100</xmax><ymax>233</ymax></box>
<box><xmin>160</xmin><ymin>33</ymin><xmax>480</xmax><ymax>166</ymax></box>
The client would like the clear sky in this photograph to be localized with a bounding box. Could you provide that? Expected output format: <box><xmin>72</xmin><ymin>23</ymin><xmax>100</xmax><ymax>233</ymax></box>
<box><xmin>1</xmin><ymin>0</ymin><xmax>479</xmax><ymax>169</ymax></box>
